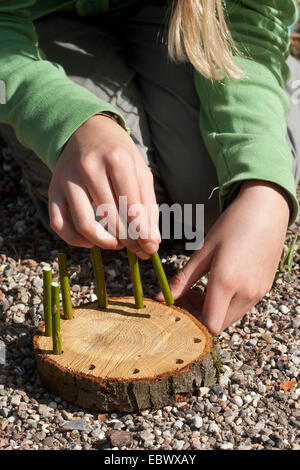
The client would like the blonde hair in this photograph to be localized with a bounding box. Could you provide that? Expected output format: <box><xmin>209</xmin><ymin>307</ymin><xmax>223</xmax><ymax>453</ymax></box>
<box><xmin>168</xmin><ymin>0</ymin><xmax>244</xmax><ymax>81</ymax></box>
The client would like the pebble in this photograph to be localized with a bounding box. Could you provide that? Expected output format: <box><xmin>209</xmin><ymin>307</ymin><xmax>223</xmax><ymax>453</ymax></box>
<box><xmin>225</xmin><ymin>415</ymin><xmax>235</xmax><ymax>425</ymax></box>
<box><xmin>38</xmin><ymin>404</ymin><xmax>51</xmax><ymax>415</ymax></box>
<box><xmin>193</xmin><ymin>416</ymin><xmax>203</xmax><ymax>429</ymax></box>
<box><xmin>292</xmin><ymin>318</ymin><xmax>300</xmax><ymax>328</ymax></box>
<box><xmin>210</xmin><ymin>385</ymin><xmax>223</xmax><ymax>396</ymax></box>
<box><xmin>1</xmin><ymin>408</ymin><xmax>9</xmax><ymax>418</ymax></box>
<box><xmin>174</xmin><ymin>420</ymin><xmax>183</xmax><ymax>430</ymax></box>
<box><xmin>279</xmin><ymin>305</ymin><xmax>290</xmax><ymax>314</ymax></box>
<box><xmin>257</xmin><ymin>383</ymin><xmax>266</xmax><ymax>394</ymax></box>
<box><xmin>43</xmin><ymin>437</ymin><xmax>55</xmax><ymax>447</ymax></box>
<box><xmin>243</xmin><ymin>395</ymin><xmax>252</xmax><ymax>404</ymax></box>
<box><xmin>1</xmin><ymin>155</ymin><xmax>299</xmax><ymax>452</ymax></box>
<box><xmin>109</xmin><ymin>430</ymin><xmax>133</xmax><ymax>448</ymax></box>
<box><xmin>254</xmin><ymin>421</ymin><xmax>265</xmax><ymax>433</ymax></box>
<box><xmin>140</xmin><ymin>430</ymin><xmax>155</xmax><ymax>442</ymax></box>
<box><xmin>172</xmin><ymin>440</ymin><xmax>185</xmax><ymax>450</ymax></box>
<box><xmin>219</xmin><ymin>375</ymin><xmax>229</xmax><ymax>387</ymax></box>
<box><xmin>91</xmin><ymin>428</ymin><xmax>106</xmax><ymax>440</ymax></box>
<box><xmin>208</xmin><ymin>422</ymin><xmax>220</xmax><ymax>434</ymax></box>
<box><xmin>231</xmin><ymin>373</ymin><xmax>245</xmax><ymax>385</ymax></box>
<box><xmin>191</xmin><ymin>437</ymin><xmax>202</xmax><ymax>450</ymax></box>
<box><xmin>61</xmin><ymin>419</ymin><xmax>91</xmax><ymax>432</ymax></box>
<box><xmin>220</xmin><ymin>442</ymin><xmax>234</xmax><ymax>450</ymax></box>
<box><xmin>33</xmin><ymin>277</ymin><xmax>43</xmax><ymax>291</ymax></box>
<box><xmin>107</xmin><ymin>269</ymin><xmax>116</xmax><ymax>278</ymax></box>
<box><xmin>69</xmin><ymin>444</ymin><xmax>82</xmax><ymax>450</ymax></box>
<box><xmin>163</xmin><ymin>406</ymin><xmax>172</xmax><ymax>413</ymax></box>
<box><xmin>13</xmin><ymin>313</ymin><xmax>25</xmax><ymax>324</ymax></box>
<box><xmin>261</xmin><ymin>332</ymin><xmax>273</xmax><ymax>344</ymax></box>
<box><xmin>231</xmin><ymin>333</ymin><xmax>240</xmax><ymax>343</ymax></box>
<box><xmin>233</xmin><ymin>396</ymin><xmax>243</xmax><ymax>407</ymax></box>
<box><xmin>162</xmin><ymin>430</ymin><xmax>172</xmax><ymax>440</ymax></box>
<box><xmin>89</xmin><ymin>294</ymin><xmax>97</xmax><ymax>303</ymax></box>
<box><xmin>61</xmin><ymin>410</ymin><xmax>73</xmax><ymax>420</ymax></box>
<box><xmin>10</xmin><ymin>396</ymin><xmax>21</xmax><ymax>406</ymax></box>
<box><xmin>199</xmin><ymin>387</ymin><xmax>210</xmax><ymax>397</ymax></box>
<box><xmin>34</xmin><ymin>431</ymin><xmax>46</xmax><ymax>441</ymax></box>
<box><xmin>71</xmin><ymin>285</ymin><xmax>80</xmax><ymax>293</ymax></box>
<box><xmin>266</xmin><ymin>319</ymin><xmax>273</xmax><ymax>329</ymax></box>
<box><xmin>48</xmin><ymin>402</ymin><xmax>57</xmax><ymax>410</ymax></box>
<box><xmin>238</xmin><ymin>445</ymin><xmax>252</xmax><ymax>450</ymax></box>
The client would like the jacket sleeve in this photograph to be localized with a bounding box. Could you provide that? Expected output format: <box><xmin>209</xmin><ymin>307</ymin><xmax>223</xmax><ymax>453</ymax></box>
<box><xmin>194</xmin><ymin>0</ymin><xmax>299</xmax><ymax>225</ymax></box>
<box><xmin>0</xmin><ymin>0</ymin><xmax>128</xmax><ymax>171</ymax></box>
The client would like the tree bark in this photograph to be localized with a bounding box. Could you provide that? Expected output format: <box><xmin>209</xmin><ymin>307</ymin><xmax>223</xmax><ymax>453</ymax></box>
<box><xmin>34</xmin><ymin>297</ymin><xmax>217</xmax><ymax>412</ymax></box>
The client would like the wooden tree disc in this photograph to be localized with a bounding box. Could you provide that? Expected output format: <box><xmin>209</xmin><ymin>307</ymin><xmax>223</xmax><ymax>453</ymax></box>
<box><xmin>33</xmin><ymin>297</ymin><xmax>216</xmax><ymax>412</ymax></box>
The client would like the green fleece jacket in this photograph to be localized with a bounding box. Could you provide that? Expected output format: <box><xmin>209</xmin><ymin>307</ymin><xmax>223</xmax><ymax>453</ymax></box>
<box><xmin>0</xmin><ymin>0</ymin><xmax>298</xmax><ymax>224</ymax></box>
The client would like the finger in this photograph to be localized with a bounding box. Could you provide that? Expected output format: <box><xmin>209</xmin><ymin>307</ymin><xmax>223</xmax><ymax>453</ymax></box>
<box><xmin>109</xmin><ymin>153</ymin><xmax>156</xmax><ymax>257</ymax></box>
<box><xmin>136</xmin><ymin>164</ymin><xmax>161</xmax><ymax>250</ymax></box>
<box><xmin>159</xmin><ymin>248</ymin><xmax>212</xmax><ymax>301</ymax></box>
<box><xmin>65</xmin><ymin>180</ymin><xmax>123</xmax><ymax>250</ymax></box>
<box><xmin>220</xmin><ymin>295</ymin><xmax>256</xmax><ymax>332</ymax></box>
<box><xmin>49</xmin><ymin>190</ymin><xmax>94</xmax><ymax>248</ymax></box>
<box><xmin>85</xmin><ymin>168</ymin><xmax>149</xmax><ymax>257</ymax></box>
<box><xmin>201</xmin><ymin>270</ymin><xmax>234</xmax><ymax>336</ymax></box>
<box><xmin>85</xmin><ymin>170</ymin><xmax>122</xmax><ymax>240</ymax></box>
<box><xmin>126</xmin><ymin>203</ymin><xmax>157</xmax><ymax>259</ymax></box>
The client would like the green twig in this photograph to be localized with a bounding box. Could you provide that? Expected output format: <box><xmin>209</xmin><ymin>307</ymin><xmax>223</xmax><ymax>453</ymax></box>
<box><xmin>277</xmin><ymin>234</ymin><xmax>298</xmax><ymax>282</ymax></box>
<box><xmin>42</xmin><ymin>267</ymin><xmax>52</xmax><ymax>337</ymax></box>
<box><xmin>127</xmin><ymin>249</ymin><xmax>145</xmax><ymax>309</ymax></box>
<box><xmin>51</xmin><ymin>282</ymin><xmax>62</xmax><ymax>355</ymax></box>
<box><xmin>151</xmin><ymin>252</ymin><xmax>174</xmax><ymax>306</ymax></box>
<box><xmin>287</xmin><ymin>234</ymin><xmax>298</xmax><ymax>274</ymax></box>
<box><xmin>58</xmin><ymin>253</ymin><xmax>73</xmax><ymax>319</ymax></box>
<box><xmin>212</xmin><ymin>338</ymin><xmax>223</xmax><ymax>383</ymax></box>
<box><xmin>90</xmin><ymin>246</ymin><xmax>108</xmax><ymax>308</ymax></box>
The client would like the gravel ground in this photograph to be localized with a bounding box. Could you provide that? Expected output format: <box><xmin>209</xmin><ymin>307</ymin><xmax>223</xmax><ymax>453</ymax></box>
<box><xmin>0</xmin><ymin>134</ymin><xmax>299</xmax><ymax>451</ymax></box>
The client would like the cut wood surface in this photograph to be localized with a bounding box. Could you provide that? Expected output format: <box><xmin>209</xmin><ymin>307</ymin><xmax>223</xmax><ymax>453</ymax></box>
<box><xmin>33</xmin><ymin>297</ymin><xmax>216</xmax><ymax>412</ymax></box>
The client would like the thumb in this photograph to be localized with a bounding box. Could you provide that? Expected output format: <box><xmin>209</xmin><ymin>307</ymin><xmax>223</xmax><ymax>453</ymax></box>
<box><xmin>156</xmin><ymin>247</ymin><xmax>212</xmax><ymax>301</ymax></box>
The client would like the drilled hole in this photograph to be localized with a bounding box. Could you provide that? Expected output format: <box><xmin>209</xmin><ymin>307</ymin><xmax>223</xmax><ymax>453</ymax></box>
<box><xmin>176</xmin><ymin>359</ymin><xmax>184</xmax><ymax>364</ymax></box>
<box><xmin>194</xmin><ymin>338</ymin><xmax>202</xmax><ymax>343</ymax></box>
<box><xmin>133</xmin><ymin>368</ymin><xmax>140</xmax><ymax>374</ymax></box>
<box><xmin>175</xmin><ymin>317</ymin><xmax>181</xmax><ymax>322</ymax></box>
<box><xmin>89</xmin><ymin>364</ymin><xmax>96</xmax><ymax>370</ymax></box>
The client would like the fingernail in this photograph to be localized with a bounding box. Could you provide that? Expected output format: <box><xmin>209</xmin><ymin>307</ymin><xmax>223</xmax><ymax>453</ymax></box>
<box><xmin>144</xmin><ymin>242</ymin><xmax>157</xmax><ymax>255</ymax></box>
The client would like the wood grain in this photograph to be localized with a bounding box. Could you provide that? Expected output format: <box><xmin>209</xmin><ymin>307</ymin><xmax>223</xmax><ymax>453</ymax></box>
<box><xmin>33</xmin><ymin>297</ymin><xmax>216</xmax><ymax>411</ymax></box>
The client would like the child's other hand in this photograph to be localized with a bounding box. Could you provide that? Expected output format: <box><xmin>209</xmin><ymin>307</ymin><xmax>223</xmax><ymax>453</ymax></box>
<box><xmin>48</xmin><ymin>114</ymin><xmax>160</xmax><ymax>259</ymax></box>
<box><xmin>158</xmin><ymin>180</ymin><xmax>290</xmax><ymax>335</ymax></box>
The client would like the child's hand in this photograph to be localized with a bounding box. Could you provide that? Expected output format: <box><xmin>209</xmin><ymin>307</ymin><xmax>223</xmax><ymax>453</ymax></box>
<box><xmin>48</xmin><ymin>114</ymin><xmax>160</xmax><ymax>259</ymax></box>
<box><xmin>158</xmin><ymin>180</ymin><xmax>290</xmax><ymax>335</ymax></box>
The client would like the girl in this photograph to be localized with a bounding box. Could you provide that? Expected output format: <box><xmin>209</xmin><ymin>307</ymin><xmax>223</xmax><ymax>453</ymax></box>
<box><xmin>0</xmin><ymin>0</ymin><xmax>299</xmax><ymax>335</ymax></box>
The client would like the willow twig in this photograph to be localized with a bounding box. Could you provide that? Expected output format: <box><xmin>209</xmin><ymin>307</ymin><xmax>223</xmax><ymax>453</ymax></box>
<box><xmin>43</xmin><ymin>267</ymin><xmax>52</xmax><ymax>337</ymax></box>
<box><xmin>127</xmin><ymin>249</ymin><xmax>145</xmax><ymax>309</ymax></box>
<box><xmin>151</xmin><ymin>252</ymin><xmax>174</xmax><ymax>306</ymax></box>
<box><xmin>58</xmin><ymin>253</ymin><xmax>73</xmax><ymax>319</ymax></box>
<box><xmin>90</xmin><ymin>246</ymin><xmax>108</xmax><ymax>308</ymax></box>
<box><xmin>51</xmin><ymin>282</ymin><xmax>62</xmax><ymax>355</ymax></box>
